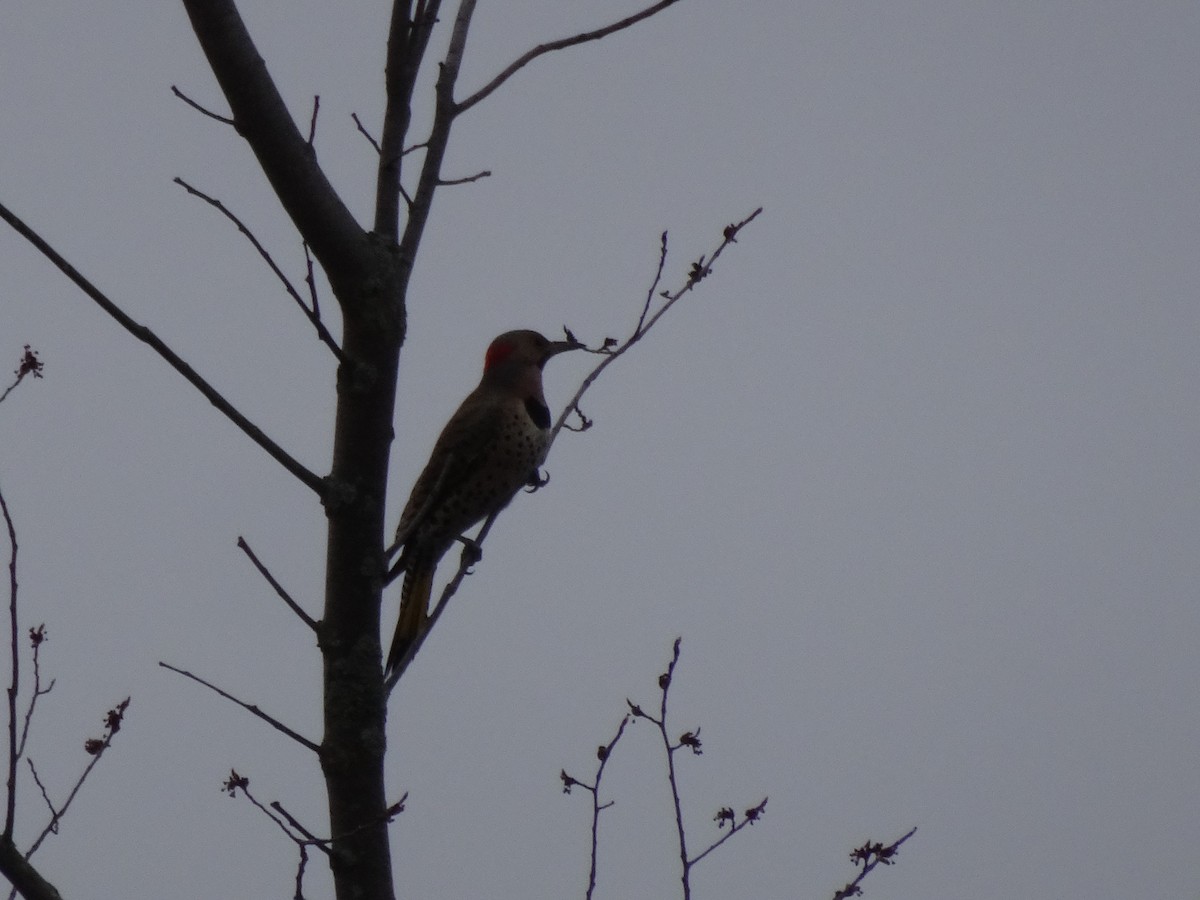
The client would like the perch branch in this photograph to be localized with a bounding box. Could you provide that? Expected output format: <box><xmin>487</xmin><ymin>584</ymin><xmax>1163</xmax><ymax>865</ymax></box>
<box><xmin>550</xmin><ymin>207</ymin><xmax>762</xmax><ymax>448</ymax></box>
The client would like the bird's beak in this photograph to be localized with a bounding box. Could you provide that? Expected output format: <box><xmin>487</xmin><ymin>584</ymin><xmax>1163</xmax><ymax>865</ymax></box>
<box><xmin>545</xmin><ymin>338</ymin><xmax>583</xmax><ymax>359</ymax></box>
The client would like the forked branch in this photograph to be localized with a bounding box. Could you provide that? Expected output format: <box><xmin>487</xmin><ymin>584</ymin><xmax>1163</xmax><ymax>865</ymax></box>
<box><xmin>570</xmin><ymin>640</ymin><xmax>767</xmax><ymax>900</ymax></box>
<box><xmin>173</xmin><ymin>177</ymin><xmax>347</xmax><ymax>363</ymax></box>
<box><xmin>180</xmin><ymin>0</ymin><xmax>369</xmax><ymax>296</ymax></box>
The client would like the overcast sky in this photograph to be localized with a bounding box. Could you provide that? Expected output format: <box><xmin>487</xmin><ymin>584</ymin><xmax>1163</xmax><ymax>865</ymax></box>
<box><xmin>1</xmin><ymin>2</ymin><xmax>1197</xmax><ymax>898</ymax></box>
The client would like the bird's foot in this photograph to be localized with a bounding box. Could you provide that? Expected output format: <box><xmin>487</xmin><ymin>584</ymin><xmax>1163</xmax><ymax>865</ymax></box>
<box><xmin>455</xmin><ymin>535</ymin><xmax>483</xmax><ymax>571</ymax></box>
<box><xmin>525</xmin><ymin>468</ymin><xmax>550</xmax><ymax>492</ymax></box>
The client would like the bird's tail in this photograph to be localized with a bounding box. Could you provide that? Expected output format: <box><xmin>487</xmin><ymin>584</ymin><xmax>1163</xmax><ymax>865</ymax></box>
<box><xmin>385</xmin><ymin>555</ymin><xmax>435</xmax><ymax>678</ymax></box>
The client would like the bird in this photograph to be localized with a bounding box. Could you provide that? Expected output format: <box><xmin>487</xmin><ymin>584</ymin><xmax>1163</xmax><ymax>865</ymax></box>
<box><xmin>384</xmin><ymin>329</ymin><xmax>580</xmax><ymax>677</ymax></box>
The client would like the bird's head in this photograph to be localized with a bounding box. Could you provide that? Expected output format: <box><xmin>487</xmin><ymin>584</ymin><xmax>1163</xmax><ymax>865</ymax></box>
<box><xmin>482</xmin><ymin>329</ymin><xmax>580</xmax><ymax>380</ymax></box>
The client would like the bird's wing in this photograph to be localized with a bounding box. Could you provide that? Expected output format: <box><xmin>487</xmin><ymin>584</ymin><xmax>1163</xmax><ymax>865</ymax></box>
<box><xmin>391</xmin><ymin>393</ymin><xmax>504</xmax><ymax>548</ymax></box>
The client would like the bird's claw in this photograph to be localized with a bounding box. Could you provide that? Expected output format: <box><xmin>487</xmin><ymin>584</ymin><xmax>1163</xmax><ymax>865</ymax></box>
<box><xmin>456</xmin><ymin>535</ymin><xmax>483</xmax><ymax>571</ymax></box>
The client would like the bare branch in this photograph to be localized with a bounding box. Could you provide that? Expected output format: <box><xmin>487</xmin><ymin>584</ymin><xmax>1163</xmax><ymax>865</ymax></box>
<box><xmin>550</xmin><ymin>208</ymin><xmax>763</xmax><ymax>448</ymax></box>
<box><xmin>180</xmin><ymin>0</ymin><xmax>370</xmax><ymax>296</ymax></box>
<box><xmin>170</xmin><ymin>84</ymin><xmax>235</xmax><ymax>125</ymax></box>
<box><xmin>560</xmin><ymin>715</ymin><xmax>631</xmax><ymax>900</ymax></box>
<box><xmin>173</xmin><ymin>178</ymin><xmax>347</xmax><ymax>363</ymax></box>
<box><xmin>351</xmin><ymin>113</ymin><xmax>382</xmax><ymax>154</ymax></box>
<box><xmin>457</xmin><ymin>0</ymin><xmax>685</xmax><ymax>114</ymax></box>
<box><xmin>158</xmin><ymin>662</ymin><xmax>320</xmax><ymax>754</ymax></box>
<box><xmin>271</xmin><ymin>800</ymin><xmax>332</xmax><ymax>855</ymax></box>
<box><xmin>832</xmin><ymin>827</ymin><xmax>919</xmax><ymax>900</ymax></box>
<box><xmin>0</xmin><ymin>198</ymin><xmax>327</xmax><ymax>497</ymax></box>
<box><xmin>1</xmin><ymin>488</ymin><xmax>18</xmax><ymax>841</ymax></box>
<box><xmin>396</xmin><ymin>0</ymin><xmax>473</xmax><ymax>271</ymax></box>
<box><xmin>302</xmin><ymin>242</ymin><xmax>321</xmax><ymax>320</ymax></box>
<box><xmin>437</xmin><ymin>169</ymin><xmax>491</xmax><ymax>187</ymax></box>
<box><xmin>689</xmin><ymin>798</ymin><xmax>768</xmax><ymax>868</ymax></box>
<box><xmin>374</xmin><ymin>0</ymin><xmax>444</xmax><ymax>238</ymax></box>
<box><xmin>23</xmin><ymin>698</ymin><xmax>130</xmax><ymax>861</ymax></box>
<box><xmin>306</xmin><ymin>95</ymin><xmax>320</xmax><ymax>146</ymax></box>
<box><xmin>15</xmin><ymin>627</ymin><xmax>52</xmax><ymax>768</ymax></box>
<box><xmin>237</xmin><ymin>537</ymin><xmax>318</xmax><ymax>631</ymax></box>
<box><xmin>223</xmin><ymin>771</ymin><xmax>323</xmax><ymax>900</ymax></box>
<box><xmin>625</xmin><ymin>640</ymin><xmax>768</xmax><ymax>898</ymax></box>
<box><xmin>658</xmin><ymin>639</ymin><xmax>692</xmax><ymax>892</ymax></box>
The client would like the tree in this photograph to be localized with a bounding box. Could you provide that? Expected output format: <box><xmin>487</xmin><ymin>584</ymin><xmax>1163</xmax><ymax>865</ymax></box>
<box><xmin>0</xmin><ymin>4</ymin><xmax>909</xmax><ymax>899</ymax></box>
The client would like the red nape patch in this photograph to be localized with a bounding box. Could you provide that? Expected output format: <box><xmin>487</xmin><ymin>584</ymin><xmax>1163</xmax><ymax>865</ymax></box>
<box><xmin>484</xmin><ymin>338</ymin><xmax>516</xmax><ymax>371</ymax></box>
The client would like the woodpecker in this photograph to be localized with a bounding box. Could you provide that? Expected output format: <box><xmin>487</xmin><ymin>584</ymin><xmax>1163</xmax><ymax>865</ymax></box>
<box><xmin>385</xmin><ymin>329</ymin><xmax>579</xmax><ymax>677</ymax></box>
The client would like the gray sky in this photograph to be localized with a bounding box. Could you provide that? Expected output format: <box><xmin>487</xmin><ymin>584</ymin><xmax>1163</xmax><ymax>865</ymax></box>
<box><xmin>1</xmin><ymin>2</ymin><xmax>1198</xmax><ymax>898</ymax></box>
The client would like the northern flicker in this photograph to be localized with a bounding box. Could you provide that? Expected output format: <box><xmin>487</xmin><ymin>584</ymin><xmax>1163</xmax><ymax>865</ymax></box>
<box><xmin>384</xmin><ymin>329</ymin><xmax>580</xmax><ymax>677</ymax></box>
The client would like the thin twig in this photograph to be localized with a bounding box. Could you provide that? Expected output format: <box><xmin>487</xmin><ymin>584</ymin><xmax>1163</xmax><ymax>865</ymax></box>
<box><xmin>271</xmin><ymin>801</ymin><xmax>331</xmax><ymax>855</ymax></box>
<box><xmin>158</xmin><ymin>662</ymin><xmax>320</xmax><ymax>754</ymax></box>
<box><xmin>624</xmin><ymin>639</ymin><xmax>767</xmax><ymax>898</ymax></box>
<box><xmin>832</xmin><ymin>827</ymin><xmax>919</xmax><ymax>900</ymax></box>
<box><xmin>170</xmin><ymin>85</ymin><xmax>235</xmax><ymax>126</ymax></box>
<box><xmin>351</xmin><ymin>113</ymin><xmax>382</xmax><ymax>154</ymax></box>
<box><xmin>223</xmin><ymin>772</ymin><xmax>320</xmax><ymax>900</ymax></box>
<box><xmin>25</xmin><ymin>760</ymin><xmax>51</xmax><ymax>824</ymax></box>
<box><xmin>549</xmin><ymin>208</ymin><xmax>762</xmax><ymax>448</ymax></box>
<box><xmin>1</xmin><ymin>488</ymin><xmax>18</xmax><ymax>841</ymax></box>
<box><xmin>302</xmin><ymin>243</ymin><xmax>321</xmax><ymax>320</ymax></box>
<box><xmin>173</xmin><ymin>177</ymin><xmax>347</xmax><ymax>363</ymax></box>
<box><xmin>457</xmin><ymin>0</ymin><xmax>685</xmax><ymax>114</ymax></box>
<box><xmin>23</xmin><ymin>698</ymin><xmax>129</xmax><ymax>859</ymax></box>
<box><xmin>306</xmin><ymin>95</ymin><xmax>320</xmax><ymax>146</ymax></box>
<box><xmin>293</xmin><ymin>845</ymin><xmax>309</xmax><ymax>900</ymax></box>
<box><xmin>437</xmin><ymin>169</ymin><xmax>491</xmax><ymax>186</ymax></box>
<box><xmin>689</xmin><ymin>797</ymin><xmax>768</xmax><ymax>867</ymax></box>
<box><xmin>15</xmin><ymin>627</ymin><xmax>52</xmax><ymax>766</ymax></box>
<box><xmin>0</xmin><ymin>197</ymin><xmax>327</xmax><ymax>497</ymax></box>
<box><xmin>394</xmin><ymin>0</ymin><xmax>470</xmax><ymax>260</ymax></box>
<box><xmin>224</xmin><ymin>771</ymin><xmax>296</xmax><ymax>834</ymax></box>
<box><xmin>237</xmin><ymin>537</ymin><xmax>318</xmax><ymax>631</ymax></box>
<box><xmin>560</xmin><ymin>715</ymin><xmax>630</xmax><ymax>900</ymax></box>
<box><xmin>658</xmin><ymin>639</ymin><xmax>692</xmax><ymax>897</ymax></box>
<box><xmin>373</xmin><ymin>0</ymin><xmax>443</xmax><ymax>238</ymax></box>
